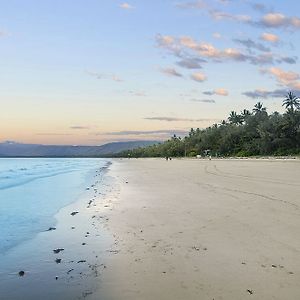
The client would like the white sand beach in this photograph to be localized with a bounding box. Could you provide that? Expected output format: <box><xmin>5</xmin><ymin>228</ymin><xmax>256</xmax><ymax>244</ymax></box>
<box><xmin>96</xmin><ymin>158</ymin><xmax>300</xmax><ymax>300</ymax></box>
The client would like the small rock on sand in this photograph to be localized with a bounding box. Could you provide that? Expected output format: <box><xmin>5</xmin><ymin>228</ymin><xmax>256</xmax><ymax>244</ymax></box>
<box><xmin>53</xmin><ymin>248</ymin><xmax>64</xmax><ymax>254</ymax></box>
<box><xmin>77</xmin><ymin>260</ymin><xmax>86</xmax><ymax>263</ymax></box>
<box><xmin>47</xmin><ymin>227</ymin><xmax>56</xmax><ymax>231</ymax></box>
<box><xmin>271</xmin><ymin>264</ymin><xmax>277</xmax><ymax>268</ymax></box>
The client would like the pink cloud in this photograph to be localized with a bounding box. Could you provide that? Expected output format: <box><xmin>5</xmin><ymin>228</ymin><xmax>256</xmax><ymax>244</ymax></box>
<box><xmin>261</xmin><ymin>32</ymin><xmax>280</xmax><ymax>43</ymax></box>
<box><xmin>191</xmin><ymin>72</ymin><xmax>207</xmax><ymax>82</ymax></box>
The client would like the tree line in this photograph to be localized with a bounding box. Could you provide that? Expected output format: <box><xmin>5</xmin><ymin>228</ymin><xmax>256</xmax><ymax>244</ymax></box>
<box><xmin>117</xmin><ymin>92</ymin><xmax>300</xmax><ymax>158</ymax></box>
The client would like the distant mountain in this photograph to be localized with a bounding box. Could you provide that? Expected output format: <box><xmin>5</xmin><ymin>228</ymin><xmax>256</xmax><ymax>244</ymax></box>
<box><xmin>0</xmin><ymin>141</ymin><xmax>158</xmax><ymax>157</ymax></box>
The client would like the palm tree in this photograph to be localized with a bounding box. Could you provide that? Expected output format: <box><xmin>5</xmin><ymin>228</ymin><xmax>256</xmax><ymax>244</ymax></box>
<box><xmin>241</xmin><ymin>109</ymin><xmax>251</xmax><ymax>117</ymax></box>
<box><xmin>228</xmin><ymin>111</ymin><xmax>236</xmax><ymax>124</ymax></box>
<box><xmin>282</xmin><ymin>91</ymin><xmax>300</xmax><ymax>113</ymax></box>
<box><xmin>253</xmin><ymin>102</ymin><xmax>266</xmax><ymax>115</ymax></box>
<box><xmin>228</xmin><ymin>111</ymin><xmax>243</xmax><ymax>125</ymax></box>
<box><xmin>241</xmin><ymin>109</ymin><xmax>251</xmax><ymax>123</ymax></box>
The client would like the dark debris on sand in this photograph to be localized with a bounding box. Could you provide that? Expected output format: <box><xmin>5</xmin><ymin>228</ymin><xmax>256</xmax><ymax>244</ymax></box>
<box><xmin>77</xmin><ymin>260</ymin><xmax>86</xmax><ymax>263</ymax></box>
<box><xmin>53</xmin><ymin>248</ymin><xmax>64</xmax><ymax>254</ymax></box>
<box><xmin>46</xmin><ymin>227</ymin><xmax>56</xmax><ymax>231</ymax></box>
<box><xmin>247</xmin><ymin>289</ymin><xmax>254</xmax><ymax>295</ymax></box>
<box><xmin>18</xmin><ymin>271</ymin><xmax>25</xmax><ymax>277</ymax></box>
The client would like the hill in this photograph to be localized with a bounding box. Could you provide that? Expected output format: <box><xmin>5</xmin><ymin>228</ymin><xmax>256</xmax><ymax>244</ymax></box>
<box><xmin>0</xmin><ymin>141</ymin><xmax>158</xmax><ymax>157</ymax></box>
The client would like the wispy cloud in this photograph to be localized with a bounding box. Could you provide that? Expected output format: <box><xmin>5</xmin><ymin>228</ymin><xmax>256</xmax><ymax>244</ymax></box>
<box><xmin>156</xmin><ymin>34</ymin><xmax>296</xmax><ymax>66</ymax></box>
<box><xmin>242</xmin><ymin>88</ymin><xmax>290</xmax><ymax>99</ymax></box>
<box><xmin>69</xmin><ymin>126</ymin><xmax>90</xmax><ymax>130</ymax></box>
<box><xmin>190</xmin><ymin>99</ymin><xmax>216</xmax><ymax>103</ymax></box>
<box><xmin>209</xmin><ymin>10</ymin><xmax>252</xmax><ymax>23</ymax></box>
<box><xmin>257</xmin><ymin>13</ymin><xmax>300</xmax><ymax>29</ymax></box>
<box><xmin>160</xmin><ymin>67</ymin><xmax>183</xmax><ymax>77</ymax></box>
<box><xmin>86</xmin><ymin>71</ymin><xmax>124</xmax><ymax>82</ymax></box>
<box><xmin>129</xmin><ymin>91</ymin><xmax>147</xmax><ymax>97</ymax></box>
<box><xmin>111</xmin><ymin>75</ymin><xmax>123</xmax><ymax>82</ymax></box>
<box><xmin>119</xmin><ymin>3</ymin><xmax>134</xmax><ymax>9</ymax></box>
<box><xmin>176</xmin><ymin>57</ymin><xmax>205</xmax><ymax>69</ymax></box>
<box><xmin>203</xmin><ymin>88</ymin><xmax>229</xmax><ymax>96</ymax></box>
<box><xmin>102</xmin><ymin>129</ymin><xmax>188</xmax><ymax>136</ymax></box>
<box><xmin>36</xmin><ymin>133</ymin><xmax>72</xmax><ymax>136</ymax></box>
<box><xmin>156</xmin><ymin>34</ymin><xmax>206</xmax><ymax>68</ymax></box>
<box><xmin>261</xmin><ymin>67</ymin><xmax>300</xmax><ymax>90</ymax></box>
<box><xmin>217</xmin><ymin>0</ymin><xmax>231</xmax><ymax>4</ymax></box>
<box><xmin>156</xmin><ymin>34</ymin><xmax>176</xmax><ymax>48</ymax></box>
<box><xmin>176</xmin><ymin>1</ymin><xmax>300</xmax><ymax>31</ymax></box>
<box><xmin>266</xmin><ymin>67</ymin><xmax>299</xmax><ymax>82</ymax></box>
<box><xmin>176</xmin><ymin>0</ymin><xmax>252</xmax><ymax>24</ymax></box>
<box><xmin>0</xmin><ymin>31</ymin><xmax>7</xmax><ymax>37</ymax></box>
<box><xmin>176</xmin><ymin>0</ymin><xmax>231</xmax><ymax>10</ymax></box>
<box><xmin>250</xmin><ymin>3</ymin><xmax>272</xmax><ymax>13</ymax></box>
<box><xmin>233</xmin><ymin>38</ymin><xmax>270</xmax><ymax>52</ymax></box>
<box><xmin>213</xmin><ymin>32</ymin><xmax>222</xmax><ymax>39</ymax></box>
<box><xmin>144</xmin><ymin>116</ymin><xmax>215</xmax><ymax>122</ymax></box>
<box><xmin>277</xmin><ymin>56</ymin><xmax>297</xmax><ymax>64</ymax></box>
<box><xmin>176</xmin><ymin>0</ymin><xmax>208</xmax><ymax>9</ymax></box>
<box><xmin>179</xmin><ymin>1</ymin><xmax>300</xmax><ymax>32</ymax></box>
<box><xmin>208</xmin><ymin>9</ymin><xmax>300</xmax><ymax>31</ymax></box>
<box><xmin>86</xmin><ymin>71</ymin><xmax>103</xmax><ymax>79</ymax></box>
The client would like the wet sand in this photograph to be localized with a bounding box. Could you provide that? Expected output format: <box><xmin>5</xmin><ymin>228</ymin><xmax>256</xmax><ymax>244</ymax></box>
<box><xmin>0</xmin><ymin>164</ymin><xmax>117</xmax><ymax>300</ymax></box>
<box><xmin>97</xmin><ymin>158</ymin><xmax>300</xmax><ymax>300</ymax></box>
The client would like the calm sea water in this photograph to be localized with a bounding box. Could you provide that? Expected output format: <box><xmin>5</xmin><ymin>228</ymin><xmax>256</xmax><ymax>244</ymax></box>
<box><xmin>0</xmin><ymin>158</ymin><xmax>110</xmax><ymax>254</ymax></box>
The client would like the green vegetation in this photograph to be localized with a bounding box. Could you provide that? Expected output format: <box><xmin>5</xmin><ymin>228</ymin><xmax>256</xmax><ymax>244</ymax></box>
<box><xmin>118</xmin><ymin>92</ymin><xmax>300</xmax><ymax>158</ymax></box>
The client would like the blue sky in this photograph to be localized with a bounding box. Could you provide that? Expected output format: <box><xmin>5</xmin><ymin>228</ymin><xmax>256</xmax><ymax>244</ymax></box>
<box><xmin>1</xmin><ymin>0</ymin><xmax>300</xmax><ymax>145</ymax></box>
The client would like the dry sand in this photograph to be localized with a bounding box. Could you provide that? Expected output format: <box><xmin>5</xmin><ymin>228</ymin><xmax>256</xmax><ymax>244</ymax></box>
<box><xmin>96</xmin><ymin>158</ymin><xmax>300</xmax><ymax>300</ymax></box>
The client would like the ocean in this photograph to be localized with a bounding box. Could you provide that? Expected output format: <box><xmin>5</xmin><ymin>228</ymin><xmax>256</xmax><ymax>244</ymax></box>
<box><xmin>0</xmin><ymin>158</ymin><xmax>110</xmax><ymax>254</ymax></box>
<box><xmin>0</xmin><ymin>157</ymin><xmax>113</xmax><ymax>299</ymax></box>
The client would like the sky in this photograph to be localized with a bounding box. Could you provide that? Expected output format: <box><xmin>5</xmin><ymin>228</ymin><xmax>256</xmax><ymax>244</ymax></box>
<box><xmin>1</xmin><ymin>0</ymin><xmax>300</xmax><ymax>145</ymax></box>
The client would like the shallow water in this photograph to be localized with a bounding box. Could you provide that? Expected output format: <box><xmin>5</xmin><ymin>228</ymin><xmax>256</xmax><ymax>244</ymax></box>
<box><xmin>0</xmin><ymin>158</ymin><xmax>114</xmax><ymax>299</ymax></box>
<box><xmin>0</xmin><ymin>158</ymin><xmax>109</xmax><ymax>254</ymax></box>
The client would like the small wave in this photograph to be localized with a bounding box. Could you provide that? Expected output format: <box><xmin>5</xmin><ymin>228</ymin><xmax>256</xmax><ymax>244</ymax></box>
<box><xmin>0</xmin><ymin>169</ymin><xmax>78</xmax><ymax>190</ymax></box>
<box><xmin>0</xmin><ymin>158</ymin><xmax>110</xmax><ymax>253</ymax></box>
<box><xmin>0</xmin><ymin>158</ymin><xmax>109</xmax><ymax>190</ymax></box>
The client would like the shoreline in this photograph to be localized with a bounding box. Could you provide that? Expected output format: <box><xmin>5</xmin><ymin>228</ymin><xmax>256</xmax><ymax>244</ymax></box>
<box><xmin>0</xmin><ymin>155</ymin><xmax>299</xmax><ymax>159</ymax></box>
<box><xmin>0</xmin><ymin>160</ymin><xmax>117</xmax><ymax>300</ymax></box>
<box><xmin>1</xmin><ymin>158</ymin><xmax>299</xmax><ymax>299</ymax></box>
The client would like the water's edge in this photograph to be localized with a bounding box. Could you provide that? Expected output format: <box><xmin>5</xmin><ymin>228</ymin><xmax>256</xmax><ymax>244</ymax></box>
<box><xmin>0</xmin><ymin>158</ymin><xmax>117</xmax><ymax>300</ymax></box>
